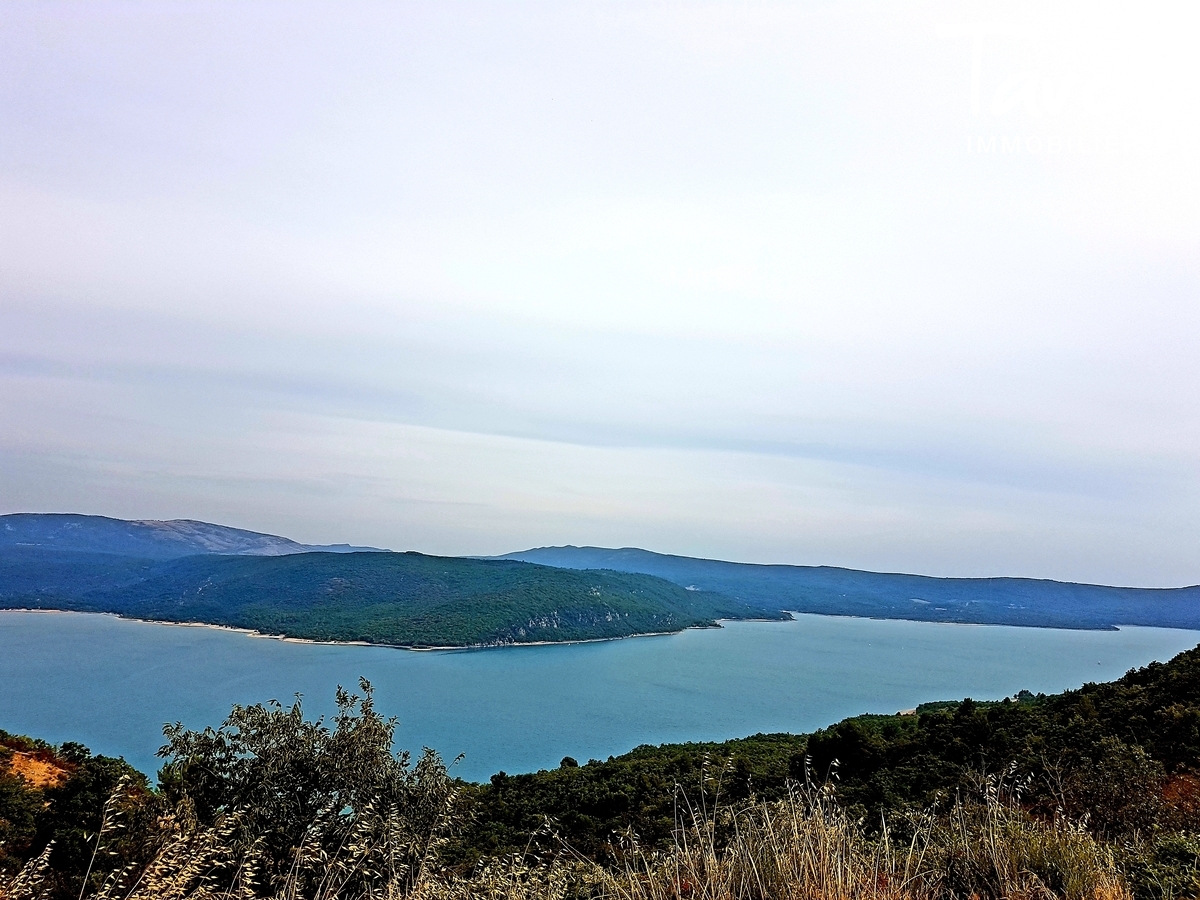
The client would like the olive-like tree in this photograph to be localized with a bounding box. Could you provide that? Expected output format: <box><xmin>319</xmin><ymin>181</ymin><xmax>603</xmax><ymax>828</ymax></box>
<box><xmin>158</xmin><ymin>679</ymin><xmax>455</xmax><ymax>897</ymax></box>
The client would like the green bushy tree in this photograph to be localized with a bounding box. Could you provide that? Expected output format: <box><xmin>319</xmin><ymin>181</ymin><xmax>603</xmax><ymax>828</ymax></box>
<box><xmin>158</xmin><ymin>679</ymin><xmax>456</xmax><ymax>896</ymax></box>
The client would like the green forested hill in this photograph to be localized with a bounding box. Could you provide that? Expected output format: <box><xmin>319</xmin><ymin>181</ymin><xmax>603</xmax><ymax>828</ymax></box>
<box><xmin>0</xmin><ymin>547</ymin><xmax>783</xmax><ymax>647</ymax></box>
<box><xmin>500</xmin><ymin>545</ymin><xmax>1200</xmax><ymax>629</ymax></box>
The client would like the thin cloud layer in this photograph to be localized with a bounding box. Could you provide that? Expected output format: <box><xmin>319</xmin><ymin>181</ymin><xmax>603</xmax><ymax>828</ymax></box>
<box><xmin>1</xmin><ymin>2</ymin><xmax>1197</xmax><ymax>585</ymax></box>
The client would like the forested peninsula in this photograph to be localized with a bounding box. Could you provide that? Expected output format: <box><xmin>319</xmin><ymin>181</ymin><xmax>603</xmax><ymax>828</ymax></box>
<box><xmin>0</xmin><ymin>514</ymin><xmax>784</xmax><ymax>647</ymax></box>
<box><xmin>0</xmin><ymin>547</ymin><xmax>779</xmax><ymax>648</ymax></box>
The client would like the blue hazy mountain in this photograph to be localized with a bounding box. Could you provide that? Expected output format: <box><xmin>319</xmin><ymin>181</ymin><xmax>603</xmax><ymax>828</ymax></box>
<box><xmin>495</xmin><ymin>546</ymin><xmax>1200</xmax><ymax>631</ymax></box>
<box><xmin>0</xmin><ymin>513</ymin><xmax>385</xmax><ymax>559</ymax></box>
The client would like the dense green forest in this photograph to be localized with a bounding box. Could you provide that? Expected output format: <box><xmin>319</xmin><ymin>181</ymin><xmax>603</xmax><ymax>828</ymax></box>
<box><xmin>4</xmin><ymin>647</ymin><xmax>1200</xmax><ymax>899</ymax></box>
<box><xmin>0</xmin><ymin>547</ymin><xmax>782</xmax><ymax>647</ymax></box>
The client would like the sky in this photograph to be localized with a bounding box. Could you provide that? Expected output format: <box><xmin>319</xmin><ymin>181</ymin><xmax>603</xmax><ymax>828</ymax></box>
<box><xmin>1</xmin><ymin>2</ymin><xmax>1197</xmax><ymax>586</ymax></box>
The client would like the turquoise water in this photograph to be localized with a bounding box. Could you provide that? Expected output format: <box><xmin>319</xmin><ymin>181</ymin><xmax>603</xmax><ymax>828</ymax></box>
<box><xmin>1</xmin><ymin>610</ymin><xmax>1197</xmax><ymax>782</ymax></box>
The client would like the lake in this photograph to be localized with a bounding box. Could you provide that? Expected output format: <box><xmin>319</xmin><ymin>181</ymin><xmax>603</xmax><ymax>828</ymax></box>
<box><xmin>1</xmin><ymin>610</ymin><xmax>1197</xmax><ymax>782</ymax></box>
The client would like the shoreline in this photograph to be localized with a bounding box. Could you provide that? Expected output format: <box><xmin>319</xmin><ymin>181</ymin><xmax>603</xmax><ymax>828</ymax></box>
<box><xmin>0</xmin><ymin>607</ymin><xmax>728</xmax><ymax>651</ymax></box>
<box><xmin>1</xmin><ymin>607</ymin><xmax>1169</xmax><ymax>653</ymax></box>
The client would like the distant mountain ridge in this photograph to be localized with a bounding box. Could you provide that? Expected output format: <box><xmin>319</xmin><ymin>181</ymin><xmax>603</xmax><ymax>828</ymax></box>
<box><xmin>0</xmin><ymin>513</ymin><xmax>385</xmax><ymax>559</ymax></box>
<box><xmin>495</xmin><ymin>545</ymin><xmax>1200</xmax><ymax>631</ymax></box>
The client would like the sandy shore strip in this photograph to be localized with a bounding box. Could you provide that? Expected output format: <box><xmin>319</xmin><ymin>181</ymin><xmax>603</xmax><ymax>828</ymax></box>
<box><xmin>0</xmin><ymin>607</ymin><xmax>731</xmax><ymax>652</ymax></box>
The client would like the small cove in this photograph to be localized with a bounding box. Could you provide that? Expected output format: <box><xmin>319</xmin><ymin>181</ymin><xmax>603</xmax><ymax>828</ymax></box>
<box><xmin>1</xmin><ymin>609</ymin><xmax>1197</xmax><ymax>782</ymax></box>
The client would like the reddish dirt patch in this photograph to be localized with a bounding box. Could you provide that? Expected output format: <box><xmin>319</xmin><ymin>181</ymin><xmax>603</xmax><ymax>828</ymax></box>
<box><xmin>5</xmin><ymin>750</ymin><xmax>71</xmax><ymax>789</ymax></box>
<box><xmin>1164</xmin><ymin>773</ymin><xmax>1200</xmax><ymax>818</ymax></box>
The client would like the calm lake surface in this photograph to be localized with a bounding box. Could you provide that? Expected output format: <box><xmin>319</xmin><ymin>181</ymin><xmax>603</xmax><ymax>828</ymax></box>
<box><xmin>2</xmin><ymin>610</ymin><xmax>1198</xmax><ymax>782</ymax></box>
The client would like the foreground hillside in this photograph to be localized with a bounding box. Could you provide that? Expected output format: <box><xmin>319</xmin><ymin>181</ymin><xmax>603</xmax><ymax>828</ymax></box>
<box><xmin>454</xmin><ymin>644</ymin><xmax>1200</xmax><ymax>863</ymax></box>
<box><xmin>502</xmin><ymin>545</ymin><xmax>1200</xmax><ymax>630</ymax></box>
<box><xmin>5</xmin><ymin>647</ymin><xmax>1200</xmax><ymax>899</ymax></box>
<box><xmin>0</xmin><ymin>547</ymin><xmax>781</xmax><ymax>647</ymax></box>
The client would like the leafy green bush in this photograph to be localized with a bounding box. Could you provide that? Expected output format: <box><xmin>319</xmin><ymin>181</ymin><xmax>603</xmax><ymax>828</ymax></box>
<box><xmin>1118</xmin><ymin>833</ymin><xmax>1200</xmax><ymax>900</ymax></box>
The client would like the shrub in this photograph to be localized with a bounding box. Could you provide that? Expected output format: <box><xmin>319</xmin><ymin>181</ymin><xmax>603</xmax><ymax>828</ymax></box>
<box><xmin>155</xmin><ymin>679</ymin><xmax>457</xmax><ymax>897</ymax></box>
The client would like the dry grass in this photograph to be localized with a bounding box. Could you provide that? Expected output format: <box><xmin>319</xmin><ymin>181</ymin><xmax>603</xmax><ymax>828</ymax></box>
<box><xmin>0</xmin><ymin>779</ymin><xmax>1131</xmax><ymax>900</ymax></box>
<box><xmin>584</xmin><ymin>778</ymin><xmax>1129</xmax><ymax>900</ymax></box>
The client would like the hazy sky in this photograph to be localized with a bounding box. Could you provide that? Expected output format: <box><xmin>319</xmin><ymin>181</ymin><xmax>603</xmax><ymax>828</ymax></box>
<box><xmin>1</xmin><ymin>2</ymin><xmax>1197</xmax><ymax>585</ymax></box>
